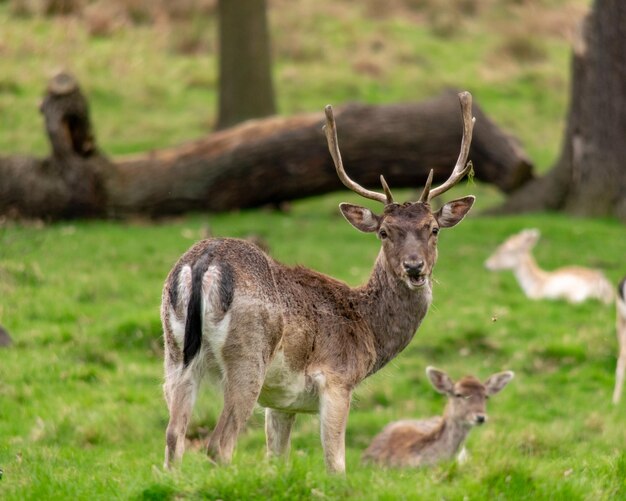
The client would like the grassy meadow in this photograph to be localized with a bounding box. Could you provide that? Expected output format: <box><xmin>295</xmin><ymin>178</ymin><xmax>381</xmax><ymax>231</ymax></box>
<box><xmin>2</xmin><ymin>0</ymin><xmax>626</xmax><ymax>499</ymax></box>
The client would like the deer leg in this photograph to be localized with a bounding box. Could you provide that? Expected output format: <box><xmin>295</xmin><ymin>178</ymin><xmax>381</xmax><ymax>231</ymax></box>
<box><xmin>319</xmin><ymin>385</ymin><xmax>352</xmax><ymax>474</ymax></box>
<box><xmin>265</xmin><ymin>408</ymin><xmax>296</xmax><ymax>458</ymax></box>
<box><xmin>613</xmin><ymin>337</ymin><xmax>626</xmax><ymax>404</ymax></box>
<box><xmin>163</xmin><ymin>365</ymin><xmax>199</xmax><ymax>469</ymax></box>
<box><xmin>206</xmin><ymin>355</ymin><xmax>266</xmax><ymax>464</ymax></box>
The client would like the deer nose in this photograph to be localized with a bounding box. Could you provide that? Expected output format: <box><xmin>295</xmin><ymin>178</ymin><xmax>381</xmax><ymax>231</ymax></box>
<box><xmin>403</xmin><ymin>260</ymin><xmax>424</xmax><ymax>276</ymax></box>
<box><xmin>475</xmin><ymin>414</ymin><xmax>487</xmax><ymax>425</ymax></box>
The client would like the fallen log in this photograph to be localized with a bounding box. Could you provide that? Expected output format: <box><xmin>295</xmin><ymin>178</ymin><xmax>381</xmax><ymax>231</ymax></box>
<box><xmin>0</xmin><ymin>74</ymin><xmax>533</xmax><ymax>219</ymax></box>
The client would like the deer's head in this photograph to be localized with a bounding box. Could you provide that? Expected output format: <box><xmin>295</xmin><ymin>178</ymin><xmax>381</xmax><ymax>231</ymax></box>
<box><xmin>324</xmin><ymin>92</ymin><xmax>476</xmax><ymax>291</ymax></box>
<box><xmin>426</xmin><ymin>366</ymin><xmax>514</xmax><ymax>427</ymax></box>
<box><xmin>485</xmin><ymin>228</ymin><xmax>540</xmax><ymax>271</ymax></box>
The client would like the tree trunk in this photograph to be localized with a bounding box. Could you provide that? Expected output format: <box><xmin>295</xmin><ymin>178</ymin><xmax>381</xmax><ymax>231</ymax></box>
<box><xmin>0</xmin><ymin>79</ymin><xmax>533</xmax><ymax>220</ymax></box>
<box><xmin>0</xmin><ymin>73</ymin><xmax>107</xmax><ymax>219</ymax></box>
<box><xmin>215</xmin><ymin>0</ymin><xmax>276</xmax><ymax>130</ymax></box>
<box><xmin>498</xmin><ymin>0</ymin><xmax>626</xmax><ymax>221</ymax></box>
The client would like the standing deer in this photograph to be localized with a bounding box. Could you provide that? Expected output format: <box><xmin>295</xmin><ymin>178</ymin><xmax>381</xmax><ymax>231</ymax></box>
<box><xmin>362</xmin><ymin>367</ymin><xmax>514</xmax><ymax>467</ymax></box>
<box><xmin>485</xmin><ymin>228</ymin><xmax>614</xmax><ymax>304</ymax></box>
<box><xmin>612</xmin><ymin>277</ymin><xmax>626</xmax><ymax>404</ymax></box>
<box><xmin>161</xmin><ymin>92</ymin><xmax>476</xmax><ymax>473</ymax></box>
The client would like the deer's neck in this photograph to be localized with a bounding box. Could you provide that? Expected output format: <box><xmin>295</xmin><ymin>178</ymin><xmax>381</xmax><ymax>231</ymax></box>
<box><xmin>435</xmin><ymin>409</ymin><xmax>472</xmax><ymax>458</ymax></box>
<box><xmin>358</xmin><ymin>251</ymin><xmax>432</xmax><ymax>375</ymax></box>
<box><xmin>513</xmin><ymin>253</ymin><xmax>549</xmax><ymax>298</ymax></box>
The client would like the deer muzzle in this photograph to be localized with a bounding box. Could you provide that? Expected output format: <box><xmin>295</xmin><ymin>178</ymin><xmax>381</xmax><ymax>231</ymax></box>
<box><xmin>403</xmin><ymin>260</ymin><xmax>428</xmax><ymax>288</ymax></box>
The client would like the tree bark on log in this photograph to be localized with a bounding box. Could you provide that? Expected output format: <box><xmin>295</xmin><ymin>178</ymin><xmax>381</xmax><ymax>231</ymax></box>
<box><xmin>497</xmin><ymin>0</ymin><xmax>626</xmax><ymax>222</ymax></box>
<box><xmin>0</xmin><ymin>77</ymin><xmax>533</xmax><ymax>220</ymax></box>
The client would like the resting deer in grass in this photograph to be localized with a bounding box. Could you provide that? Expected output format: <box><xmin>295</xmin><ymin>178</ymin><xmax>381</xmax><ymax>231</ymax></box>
<box><xmin>362</xmin><ymin>367</ymin><xmax>514</xmax><ymax>468</ymax></box>
<box><xmin>485</xmin><ymin>228</ymin><xmax>614</xmax><ymax>304</ymax></box>
<box><xmin>161</xmin><ymin>92</ymin><xmax>476</xmax><ymax>474</ymax></box>
<box><xmin>612</xmin><ymin>277</ymin><xmax>626</xmax><ymax>404</ymax></box>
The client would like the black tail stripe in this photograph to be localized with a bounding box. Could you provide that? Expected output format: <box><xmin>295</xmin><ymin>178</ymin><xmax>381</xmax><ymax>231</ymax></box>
<box><xmin>183</xmin><ymin>254</ymin><xmax>211</xmax><ymax>367</ymax></box>
<box><xmin>619</xmin><ymin>276</ymin><xmax>626</xmax><ymax>301</ymax></box>
<box><xmin>168</xmin><ymin>261</ymin><xmax>184</xmax><ymax>309</ymax></box>
<box><xmin>218</xmin><ymin>262</ymin><xmax>235</xmax><ymax>313</ymax></box>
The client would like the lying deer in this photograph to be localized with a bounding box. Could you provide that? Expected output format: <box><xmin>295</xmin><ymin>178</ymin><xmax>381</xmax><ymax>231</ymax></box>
<box><xmin>362</xmin><ymin>367</ymin><xmax>514</xmax><ymax>467</ymax></box>
<box><xmin>612</xmin><ymin>277</ymin><xmax>626</xmax><ymax>404</ymax></box>
<box><xmin>485</xmin><ymin>228</ymin><xmax>614</xmax><ymax>304</ymax></box>
<box><xmin>161</xmin><ymin>92</ymin><xmax>476</xmax><ymax>473</ymax></box>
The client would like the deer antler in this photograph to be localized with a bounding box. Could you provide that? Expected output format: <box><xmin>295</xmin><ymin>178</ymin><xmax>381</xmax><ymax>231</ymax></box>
<box><xmin>324</xmin><ymin>105</ymin><xmax>394</xmax><ymax>205</ymax></box>
<box><xmin>418</xmin><ymin>91</ymin><xmax>475</xmax><ymax>203</ymax></box>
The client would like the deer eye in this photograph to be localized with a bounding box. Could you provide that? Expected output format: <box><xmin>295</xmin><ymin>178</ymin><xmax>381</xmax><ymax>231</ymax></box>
<box><xmin>379</xmin><ymin>229</ymin><xmax>388</xmax><ymax>239</ymax></box>
<box><xmin>455</xmin><ymin>393</ymin><xmax>463</xmax><ymax>398</ymax></box>
<box><xmin>432</xmin><ymin>227</ymin><xmax>440</xmax><ymax>236</ymax></box>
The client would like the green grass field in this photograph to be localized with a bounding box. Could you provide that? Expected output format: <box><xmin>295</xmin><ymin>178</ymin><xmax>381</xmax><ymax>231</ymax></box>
<box><xmin>2</xmin><ymin>1</ymin><xmax>626</xmax><ymax>499</ymax></box>
<box><xmin>1</xmin><ymin>195</ymin><xmax>625</xmax><ymax>499</ymax></box>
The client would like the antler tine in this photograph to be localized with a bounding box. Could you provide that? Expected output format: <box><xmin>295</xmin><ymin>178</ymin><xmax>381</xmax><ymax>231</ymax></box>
<box><xmin>426</xmin><ymin>91</ymin><xmax>476</xmax><ymax>202</ymax></box>
<box><xmin>380</xmin><ymin>175</ymin><xmax>395</xmax><ymax>204</ymax></box>
<box><xmin>324</xmin><ymin>105</ymin><xmax>390</xmax><ymax>205</ymax></box>
<box><xmin>418</xmin><ymin>169</ymin><xmax>434</xmax><ymax>203</ymax></box>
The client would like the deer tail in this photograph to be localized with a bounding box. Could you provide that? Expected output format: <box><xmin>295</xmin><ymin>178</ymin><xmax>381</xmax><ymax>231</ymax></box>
<box><xmin>183</xmin><ymin>261</ymin><xmax>206</xmax><ymax>367</ymax></box>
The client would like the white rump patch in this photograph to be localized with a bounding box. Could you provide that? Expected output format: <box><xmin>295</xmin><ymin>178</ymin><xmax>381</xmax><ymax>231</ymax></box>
<box><xmin>168</xmin><ymin>311</ymin><xmax>186</xmax><ymax>347</ymax></box>
<box><xmin>167</xmin><ymin>265</ymin><xmax>193</xmax><ymax>347</ymax></box>
<box><xmin>201</xmin><ymin>265</ymin><xmax>231</xmax><ymax>375</ymax></box>
<box><xmin>177</xmin><ymin>266</ymin><xmax>193</xmax><ymax>311</ymax></box>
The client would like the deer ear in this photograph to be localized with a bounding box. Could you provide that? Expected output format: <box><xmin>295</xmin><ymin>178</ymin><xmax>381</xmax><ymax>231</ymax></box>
<box><xmin>339</xmin><ymin>203</ymin><xmax>381</xmax><ymax>233</ymax></box>
<box><xmin>484</xmin><ymin>371</ymin><xmax>514</xmax><ymax>396</ymax></box>
<box><xmin>523</xmin><ymin>228</ymin><xmax>540</xmax><ymax>246</ymax></box>
<box><xmin>426</xmin><ymin>366</ymin><xmax>455</xmax><ymax>395</ymax></box>
<box><xmin>434</xmin><ymin>196</ymin><xmax>475</xmax><ymax>228</ymax></box>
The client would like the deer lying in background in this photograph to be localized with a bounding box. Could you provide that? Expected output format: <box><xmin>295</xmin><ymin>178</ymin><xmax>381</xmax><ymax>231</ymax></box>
<box><xmin>612</xmin><ymin>277</ymin><xmax>626</xmax><ymax>404</ymax></box>
<box><xmin>485</xmin><ymin>228</ymin><xmax>614</xmax><ymax>304</ymax></box>
<box><xmin>362</xmin><ymin>367</ymin><xmax>514</xmax><ymax>468</ymax></box>
<box><xmin>161</xmin><ymin>92</ymin><xmax>476</xmax><ymax>473</ymax></box>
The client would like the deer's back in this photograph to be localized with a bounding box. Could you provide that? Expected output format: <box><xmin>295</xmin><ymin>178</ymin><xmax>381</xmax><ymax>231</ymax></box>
<box><xmin>163</xmin><ymin>236</ymin><xmax>358</xmax><ymax>315</ymax></box>
<box><xmin>362</xmin><ymin>417</ymin><xmax>444</xmax><ymax>467</ymax></box>
<box><xmin>544</xmin><ymin>266</ymin><xmax>614</xmax><ymax>303</ymax></box>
